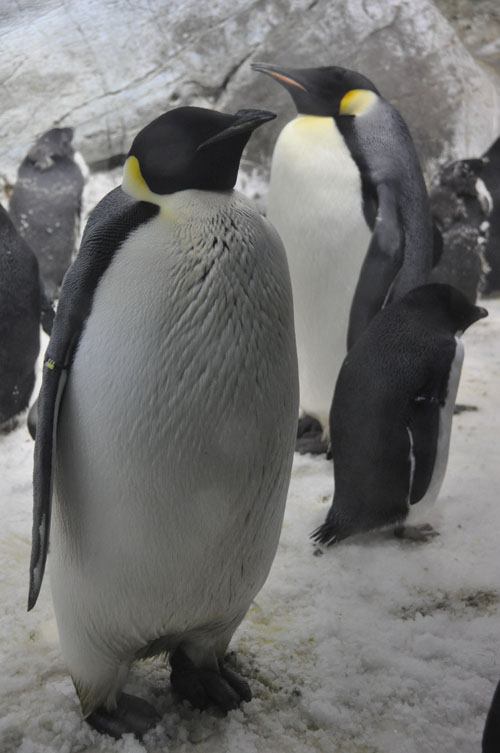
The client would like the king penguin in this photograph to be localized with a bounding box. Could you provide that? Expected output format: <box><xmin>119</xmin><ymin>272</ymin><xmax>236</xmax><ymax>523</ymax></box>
<box><xmin>312</xmin><ymin>284</ymin><xmax>487</xmax><ymax>545</ymax></box>
<box><xmin>29</xmin><ymin>106</ymin><xmax>299</xmax><ymax>738</ymax></box>
<box><xmin>252</xmin><ymin>63</ymin><xmax>433</xmax><ymax>451</ymax></box>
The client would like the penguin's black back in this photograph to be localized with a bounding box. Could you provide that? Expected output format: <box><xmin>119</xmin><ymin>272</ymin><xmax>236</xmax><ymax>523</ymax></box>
<box><xmin>9</xmin><ymin>128</ymin><xmax>84</xmax><ymax>298</ymax></box>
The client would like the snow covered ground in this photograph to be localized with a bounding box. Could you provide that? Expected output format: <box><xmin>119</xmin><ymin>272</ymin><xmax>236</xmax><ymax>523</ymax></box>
<box><xmin>1</xmin><ymin>177</ymin><xmax>499</xmax><ymax>751</ymax></box>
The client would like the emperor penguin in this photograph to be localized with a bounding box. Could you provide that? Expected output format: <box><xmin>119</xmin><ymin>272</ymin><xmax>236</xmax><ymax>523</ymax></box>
<box><xmin>312</xmin><ymin>284</ymin><xmax>487</xmax><ymax>545</ymax></box>
<box><xmin>0</xmin><ymin>204</ymin><xmax>53</xmax><ymax>432</ymax></box>
<box><xmin>29</xmin><ymin>106</ymin><xmax>299</xmax><ymax>738</ymax></box>
<box><xmin>252</xmin><ymin>63</ymin><xmax>433</xmax><ymax>450</ymax></box>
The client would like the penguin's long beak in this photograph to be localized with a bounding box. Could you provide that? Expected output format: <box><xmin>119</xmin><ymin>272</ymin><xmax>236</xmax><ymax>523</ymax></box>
<box><xmin>197</xmin><ymin>109</ymin><xmax>276</xmax><ymax>150</ymax></box>
<box><xmin>251</xmin><ymin>62</ymin><xmax>308</xmax><ymax>92</ymax></box>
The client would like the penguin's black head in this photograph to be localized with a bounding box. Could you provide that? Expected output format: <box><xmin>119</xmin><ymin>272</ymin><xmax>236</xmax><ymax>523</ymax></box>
<box><xmin>251</xmin><ymin>63</ymin><xmax>379</xmax><ymax>118</ymax></box>
<box><xmin>122</xmin><ymin>106</ymin><xmax>275</xmax><ymax>200</ymax></box>
<box><xmin>404</xmin><ymin>284</ymin><xmax>488</xmax><ymax>335</ymax></box>
<box><xmin>27</xmin><ymin>127</ymin><xmax>75</xmax><ymax>170</ymax></box>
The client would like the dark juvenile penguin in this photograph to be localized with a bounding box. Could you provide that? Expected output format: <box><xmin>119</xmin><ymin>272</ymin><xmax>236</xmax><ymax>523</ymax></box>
<box><xmin>312</xmin><ymin>284</ymin><xmax>487</xmax><ymax>545</ymax></box>
<box><xmin>29</xmin><ymin>106</ymin><xmax>298</xmax><ymax>738</ymax></box>
<box><xmin>429</xmin><ymin>158</ymin><xmax>491</xmax><ymax>302</ymax></box>
<box><xmin>0</xmin><ymin>205</ymin><xmax>53</xmax><ymax>432</ymax></box>
<box><xmin>9</xmin><ymin>127</ymin><xmax>84</xmax><ymax>298</ymax></box>
<box><xmin>483</xmin><ymin>677</ymin><xmax>500</xmax><ymax>753</ymax></box>
<box><xmin>252</xmin><ymin>63</ymin><xmax>433</xmax><ymax>451</ymax></box>
<box><xmin>473</xmin><ymin>134</ymin><xmax>500</xmax><ymax>295</ymax></box>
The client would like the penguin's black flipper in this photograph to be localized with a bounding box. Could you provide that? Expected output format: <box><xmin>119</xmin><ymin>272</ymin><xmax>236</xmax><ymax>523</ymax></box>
<box><xmin>29</xmin><ymin>187</ymin><xmax>158</xmax><ymax>610</ymax></box>
<box><xmin>406</xmin><ymin>340</ymin><xmax>456</xmax><ymax>505</ymax></box>
<box><xmin>406</xmin><ymin>400</ymin><xmax>440</xmax><ymax>504</ymax></box>
<box><xmin>347</xmin><ymin>183</ymin><xmax>404</xmax><ymax>349</ymax></box>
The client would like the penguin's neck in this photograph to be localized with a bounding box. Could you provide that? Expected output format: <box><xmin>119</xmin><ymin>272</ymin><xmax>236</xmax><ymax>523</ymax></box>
<box><xmin>150</xmin><ymin>188</ymin><xmax>237</xmax><ymax>224</ymax></box>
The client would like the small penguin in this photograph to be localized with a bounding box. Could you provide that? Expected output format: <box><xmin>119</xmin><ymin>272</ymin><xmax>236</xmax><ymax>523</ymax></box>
<box><xmin>429</xmin><ymin>158</ymin><xmax>491</xmax><ymax>302</ymax></box>
<box><xmin>0</xmin><ymin>204</ymin><xmax>53</xmax><ymax>432</ymax></box>
<box><xmin>471</xmin><ymin>134</ymin><xmax>500</xmax><ymax>295</ymax></box>
<box><xmin>29</xmin><ymin>106</ymin><xmax>298</xmax><ymax>738</ymax></box>
<box><xmin>9</xmin><ymin>127</ymin><xmax>84</xmax><ymax>299</ymax></box>
<box><xmin>252</xmin><ymin>63</ymin><xmax>433</xmax><ymax>449</ymax></box>
<box><xmin>483</xmin><ymin>677</ymin><xmax>500</xmax><ymax>753</ymax></box>
<box><xmin>312</xmin><ymin>284</ymin><xmax>487</xmax><ymax>545</ymax></box>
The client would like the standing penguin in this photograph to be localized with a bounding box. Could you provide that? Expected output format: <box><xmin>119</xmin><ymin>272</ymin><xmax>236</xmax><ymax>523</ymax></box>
<box><xmin>9</xmin><ymin>127</ymin><xmax>84</xmax><ymax>299</ymax></box>
<box><xmin>0</xmin><ymin>205</ymin><xmax>53</xmax><ymax>432</ymax></box>
<box><xmin>29</xmin><ymin>106</ymin><xmax>299</xmax><ymax>738</ymax></box>
<box><xmin>312</xmin><ymin>284</ymin><xmax>487</xmax><ymax>545</ymax></box>
<box><xmin>252</xmin><ymin>63</ymin><xmax>433</xmax><ymax>450</ymax></box>
<box><xmin>483</xmin><ymin>677</ymin><xmax>500</xmax><ymax>753</ymax></box>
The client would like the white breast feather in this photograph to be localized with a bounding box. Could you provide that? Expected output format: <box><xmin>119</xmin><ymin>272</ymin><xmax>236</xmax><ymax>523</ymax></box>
<box><xmin>267</xmin><ymin>115</ymin><xmax>372</xmax><ymax>427</ymax></box>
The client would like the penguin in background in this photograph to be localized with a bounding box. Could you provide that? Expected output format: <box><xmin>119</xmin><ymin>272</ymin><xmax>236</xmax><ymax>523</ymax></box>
<box><xmin>252</xmin><ymin>63</ymin><xmax>433</xmax><ymax>453</ymax></box>
<box><xmin>483</xmin><ymin>677</ymin><xmax>500</xmax><ymax>753</ymax></box>
<box><xmin>312</xmin><ymin>284</ymin><xmax>487</xmax><ymax>545</ymax></box>
<box><xmin>0</xmin><ymin>204</ymin><xmax>54</xmax><ymax>433</ymax></box>
<box><xmin>29</xmin><ymin>106</ymin><xmax>298</xmax><ymax>738</ymax></box>
<box><xmin>9</xmin><ymin>127</ymin><xmax>84</xmax><ymax>299</ymax></box>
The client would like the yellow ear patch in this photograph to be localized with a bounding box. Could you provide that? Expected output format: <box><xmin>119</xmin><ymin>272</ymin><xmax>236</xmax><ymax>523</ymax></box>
<box><xmin>340</xmin><ymin>89</ymin><xmax>377</xmax><ymax>116</ymax></box>
<box><xmin>122</xmin><ymin>155</ymin><xmax>156</xmax><ymax>203</ymax></box>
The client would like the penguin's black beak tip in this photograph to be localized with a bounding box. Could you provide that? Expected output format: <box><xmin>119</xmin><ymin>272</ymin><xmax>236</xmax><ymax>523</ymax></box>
<box><xmin>197</xmin><ymin>109</ymin><xmax>276</xmax><ymax>151</ymax></box>
<box><xmin>476</xmin><ymin>306</ymin><xmax>489</xmax><ymax>320</ymax></box>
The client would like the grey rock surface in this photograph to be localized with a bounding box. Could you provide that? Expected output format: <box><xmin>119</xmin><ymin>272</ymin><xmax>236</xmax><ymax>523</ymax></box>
<box><xmin>1</xmin><ymin>0</ymin><xmax>500</xmax><ymax>192</ymax></box>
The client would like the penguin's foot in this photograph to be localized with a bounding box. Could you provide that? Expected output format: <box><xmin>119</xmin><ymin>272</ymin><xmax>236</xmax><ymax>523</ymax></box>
<box><xmin>86</xmin><ymin>692</ymin><xmax>161</xmax><ymax>740</ymax></box>
<box><xmin>296</xmin><ymin>415</ymin><xmax>328</xmax><ymax>455</ymax></box>
<box><xmin>170</xmin><ymin>647</ymin><xmax>252</xmax><ymax>713</ymax></box>
<box><xmin>394</xmin><ymin>523</ymin><xmax>440</xmax><ymax>541</ymax></box>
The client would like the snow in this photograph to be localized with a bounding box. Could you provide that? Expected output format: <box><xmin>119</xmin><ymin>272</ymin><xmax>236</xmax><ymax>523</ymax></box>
<box><xmin>1</xmin><ymin>175</ymin><xmax>499</xmax><ymax>751</ymax></box>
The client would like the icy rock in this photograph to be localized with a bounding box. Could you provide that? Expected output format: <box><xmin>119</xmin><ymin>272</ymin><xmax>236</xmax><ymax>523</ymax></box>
<box><xmin>1</xmin><ymin>0</ymin><xmax>500</xmax><ymax>192</ymax></box>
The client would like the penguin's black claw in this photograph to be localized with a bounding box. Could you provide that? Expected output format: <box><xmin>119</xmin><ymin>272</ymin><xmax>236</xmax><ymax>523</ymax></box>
<box><xmin>311</xmin><ymin>522</ymin><xmax>338</xmax><ymax>546</ymax></box>
<box><xmin>86</xmin><ymin>692</ymin><xmax>161</xmax><ymax>740</ymax></box>
<box><xmin>394</xmin><ymin>523</ymin><xmax>439</xmax><ymax>541</ymax></box>
<box><xmin>170</xmin><ymin>648</ymin><xmax>252</xmax><ymax>713</ymax></box>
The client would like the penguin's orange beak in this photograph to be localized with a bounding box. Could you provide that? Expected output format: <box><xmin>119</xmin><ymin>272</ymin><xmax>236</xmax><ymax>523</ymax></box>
<box><xmin>251</xmin><ymin>63</ymin><xmax>308</xmax><ymax>92</ymax></box>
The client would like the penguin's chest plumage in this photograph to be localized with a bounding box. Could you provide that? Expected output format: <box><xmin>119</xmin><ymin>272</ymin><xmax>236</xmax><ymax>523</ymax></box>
<box><xmin>267</xmin><ymin>116</ymin><xmax>371</xmax><ymax>426</ymax></box>
<box><xmin>51</xmin><ymin>191</ymin><xmax>297</xmax><ymax>649</ymax></box>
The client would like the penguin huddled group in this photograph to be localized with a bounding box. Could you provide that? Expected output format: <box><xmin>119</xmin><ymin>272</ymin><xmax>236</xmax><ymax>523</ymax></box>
<box><xmin>0</xmin><ymin>59</ymin><xmax>491</xmax><ymax>747</ymax></box>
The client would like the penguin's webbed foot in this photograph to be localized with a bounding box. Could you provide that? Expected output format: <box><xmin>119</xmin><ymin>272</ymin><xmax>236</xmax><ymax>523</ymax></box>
<box><xmin>86</xmin><ymin>692</ymin><xmax>161</xmax><ymax>739</ymax></box>
<box><xmin>170</xmin><ymin>647</ymin><xmax>252</xmax><ymax>713</ymax></box>
<box><xmin>394</xmin><ymin>523</ymin><xmax>439</xmax><ymax>541</ymax></box>
<box><xmin>296</xmin><ymin>415</ymin><xmax>329</xmax><ymax>455</ymax></box>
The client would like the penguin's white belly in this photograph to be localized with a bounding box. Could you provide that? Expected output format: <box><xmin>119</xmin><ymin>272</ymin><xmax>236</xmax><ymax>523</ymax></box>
<box><xmin>407</xmin><ymin>338</ymin><xmax>464</xmax><ymax>522</ymax></box>
<box><xmin>50</xmin><ymin>192</ymin><xmax>297</xmax><ymax>678</ymax></box>
<box><xmin>267</xmin><ymin>116</ymin><xmax>372</xmax><ymax>427</ymax></box>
